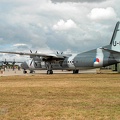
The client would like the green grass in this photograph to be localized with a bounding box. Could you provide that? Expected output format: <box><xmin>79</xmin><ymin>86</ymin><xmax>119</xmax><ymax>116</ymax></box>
<box><xmin>0</xmin><ymin>74</ymin><xmax>120</xmax><ymax>120</ymax></box>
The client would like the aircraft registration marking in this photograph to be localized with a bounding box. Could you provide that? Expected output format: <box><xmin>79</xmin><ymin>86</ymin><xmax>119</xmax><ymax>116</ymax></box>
<box><xmin>113</xmin><ymin>41</ymin><xmax>120</xmax><ymax>46</ymax></box>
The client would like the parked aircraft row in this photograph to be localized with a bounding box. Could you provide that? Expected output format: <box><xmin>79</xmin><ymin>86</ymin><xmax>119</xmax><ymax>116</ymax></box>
<box><xmin>0</xmin><ymin>21</ymin><xmax>120</xmax><ymax>74</ymax></box>
<box><xmin>0</xmin><ymin>59</ymin><xmax>22</xmax><ymax>66</ymax></box>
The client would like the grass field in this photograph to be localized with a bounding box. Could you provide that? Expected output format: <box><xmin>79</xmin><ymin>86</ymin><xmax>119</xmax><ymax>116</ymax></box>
<box><xmin>0</xmin><ymin>73</ymin><xmax>120</xmax><ymax>120</ymax></box>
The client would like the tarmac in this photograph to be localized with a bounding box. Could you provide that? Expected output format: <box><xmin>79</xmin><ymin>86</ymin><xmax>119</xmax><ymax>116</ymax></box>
<box><xmin>0</xmin><ymin>68</ymin><xmax>99</xmax><ymax>76</ymax></box>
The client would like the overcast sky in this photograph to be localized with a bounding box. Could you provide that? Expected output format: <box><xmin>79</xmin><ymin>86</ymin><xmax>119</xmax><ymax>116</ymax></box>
<box><xmin>0</xmin><ymin>0</ymin><xmax>119</xmax><ymax>61</ymax></box>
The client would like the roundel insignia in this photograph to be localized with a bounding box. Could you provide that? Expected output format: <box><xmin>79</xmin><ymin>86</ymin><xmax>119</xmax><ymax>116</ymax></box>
<box><xmin>94</xmin><ymin>58</ymin><xmax>100</xmax><ymax>63</ymax></box>
<box><xmin>96</xmin><ymin>58</ymin><xmax>100</xmax><ymax>62</ymax></box>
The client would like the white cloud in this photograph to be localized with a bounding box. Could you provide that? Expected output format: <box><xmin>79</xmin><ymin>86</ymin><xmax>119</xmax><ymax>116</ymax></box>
<box><xmin>53</xmin><ymin>19</ymin><xmax>77</xmax><ymax>31</ymax></box>
<box><xmin>13</xmin><ymin>43</ymin><xmax>27</xmax><ymax>47</ymax></box>
<box><xmin>88</xmin><ymin>7</ymin><xmax>117</xmax><ymax>21</ymax></box>
<box><xmin>0</xmin><ymin>0</ymin><xmax>119</xmax><ymax>54</ymax></box>
<box><xmin>0</xmin><ymin>38</ymin><xmax>3</xmax><ymax>42</ymax></box>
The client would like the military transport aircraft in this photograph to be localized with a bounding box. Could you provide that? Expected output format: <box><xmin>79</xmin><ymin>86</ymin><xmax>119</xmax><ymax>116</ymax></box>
<box><xmin>0</xmin><ymin>59</ymin><xmax>23</xmax><ymax>68</ymax></box>
<box><xmin>1</xmin><ymin>59</ymin><xmax>22</xmax><ymax>65</ymax></box>
<box><xmin>0</xmin><ymin>21</ymin><xmax>120</xmax><ymax>74</ymax></box>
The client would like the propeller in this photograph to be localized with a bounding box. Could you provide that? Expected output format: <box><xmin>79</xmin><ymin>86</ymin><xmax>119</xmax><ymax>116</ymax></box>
<box><xmin>3</xmin><ymin>59</ymin><xmax>8</xmax><ymax>65</ymax></box>
<box><xmin>30</xmin><ymin>59</ymin><xmax>33</xmax><ymax>66</ymax></box>
<box><xmin>56</xmin><ymin>51</ymin><xmax>63</xmax><ymax>55</ymax></box>
<box><xmin>12</xmin><ymin>59</ymin><xmax>16</xmax><ymax>65</ymax></box>
<box><xmin>30</xmin><ymin>50</ymin><xmax>37</xmax><ymax>54</ymax></box>
<box><xmin>30</xmin><ymin>50</ymin><xmax>38</xmax><ymax>66</ymax></box>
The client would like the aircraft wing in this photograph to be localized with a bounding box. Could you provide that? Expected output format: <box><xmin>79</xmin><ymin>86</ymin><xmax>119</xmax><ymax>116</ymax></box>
<box><xmin>0</xmin><ymin>51</ymin><xmax>68</xmax><ymax>60</ymax></box>
<box><xmin>101</xmin><ymin>48</ymin><xmax>120</xmax><ymax>55</ymax></box>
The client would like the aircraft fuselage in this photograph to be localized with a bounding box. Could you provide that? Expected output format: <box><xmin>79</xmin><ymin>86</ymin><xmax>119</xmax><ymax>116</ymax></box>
<box><xmin>21</xmin><ymin>45</ymin><xmax>119</xmax><ymax>72</ymax></box>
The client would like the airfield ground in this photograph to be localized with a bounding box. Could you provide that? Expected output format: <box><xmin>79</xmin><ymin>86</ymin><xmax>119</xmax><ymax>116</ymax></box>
<box><xmin>0</xmin><ymin>70</ymin><xmax>120</xmax><ymax>120</ymax></box>
<box><xmin>0</xmin><ymin>69</ymin><xmax>98</xmax><ymax>76</ymax></box>
<box><xmin>0</xmin><ymin>68</ymin><xmax>116</xmax><ymax>76</ymax></box>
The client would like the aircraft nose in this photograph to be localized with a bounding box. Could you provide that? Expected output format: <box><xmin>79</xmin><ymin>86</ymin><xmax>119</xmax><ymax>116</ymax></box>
<box><xmin>21</xmin><ymin>62</ymin><xmax>29</xmax><ymax>69</ymax></box>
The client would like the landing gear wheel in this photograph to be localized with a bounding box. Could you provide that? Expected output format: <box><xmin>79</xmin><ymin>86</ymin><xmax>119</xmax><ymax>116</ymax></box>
<box><xmin>23</xmin><ymin>70</ymin><xmax>27</xmax><ymax>74</ymax></box>
<box><xmin>47</xmin><ymin>70</ymin><xmax>49</xmax><ymax>74</ymax></box>
<box><xmin>47</xmin><ymin>70</ymin><xmax>53</xmax><ymax>74</ymax></box>
<box><xmin>30</xmin><ymin>70</ymin><xmax>35</xmax><ymax>74</ymax></box>
<box><xmin>73</xmin><ymin>70</ymin><xmax>79</xmax><ymax>74</ymax></box>
<box><xmin>50</xmin><ymin>70</ymin><xmax>53</xmax><ymax>74</ymax></box>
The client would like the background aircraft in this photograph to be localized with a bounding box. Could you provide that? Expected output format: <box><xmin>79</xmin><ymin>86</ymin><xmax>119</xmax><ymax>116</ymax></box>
<box><xmin>0</xmin><ymin>59</ymin><xmax>23</xmax><ymax>70</ymax></box>
<box><xmin>0</xmin><ymin>21</ymin><xmax>120</xmax><ymax>74</ymax></box>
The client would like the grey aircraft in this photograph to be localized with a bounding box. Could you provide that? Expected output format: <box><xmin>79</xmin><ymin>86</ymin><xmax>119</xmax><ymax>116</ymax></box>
<box><xmin>0</xmin><ymin>21</ymin><xmax>120</xmax><ymax>74</ymax></box>
<box><xmin>0</xmin><ymin>59</ymin><xmax>23</xmax><ymax>69</ymax></box>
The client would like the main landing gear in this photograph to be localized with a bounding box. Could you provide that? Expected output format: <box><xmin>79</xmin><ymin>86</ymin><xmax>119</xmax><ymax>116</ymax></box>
<box><xmin>47</xmin><ymin>70</ymin><xmax>53</xmax><ymax>74</ymax></box>
<box><xmin>73</xmin><ymin>70</ymin><xmax>79</xmax><ymax>74</ymax></box>
<box><xmin>23</xmin><ymin>70</ymin><xmax>27</xmax><ymax>74</ymax></box>
<box><xmin>46</xmin><ymin>62</ymin><xmax>53</xmax><ymax>74</ymax></box>
<box><xmin>30</xmin><ymin>70</ymin><xmax>35</xmax><ymax>74</ymax></box>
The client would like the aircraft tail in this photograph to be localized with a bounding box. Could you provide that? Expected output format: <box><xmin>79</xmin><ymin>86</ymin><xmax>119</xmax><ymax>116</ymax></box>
<box><xmin>110</xmin><ymin>21</ymin><xmax>120</xmax><ymax>52</ymax></box>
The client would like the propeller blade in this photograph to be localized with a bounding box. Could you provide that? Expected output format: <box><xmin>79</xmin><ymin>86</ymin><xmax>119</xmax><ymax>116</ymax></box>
<box><xmin>30</xmin><ymin>59</ymin><xmax>33</xmax><ymax>66</ymax></box>
<box><xmin>30</xmin><ymin>50</ymin><xmax>38</xmax><ymax>65</ymax></box>
<box><xmin>4</xmin><ymin>59</ymin><xmax>8</xmax><ymax>65</ymax></box>
<box><xmin>12</xmin><ymin>62</ymin><xmax>16</xmax><ymax>65</ymax></box>
<box><xmin>30</xmin><ymin>50</ymin><xmax>32</xmax><ymax>53</ymax></box>
<box><xmin>12</xmin><ymin>59</ymin><xmax>16</xmax><ymax>65</ymax></box>
<box><xmin>35</xmin><ymin>62</ymin><xmax>37</xmax><ymax>66</ymax></box>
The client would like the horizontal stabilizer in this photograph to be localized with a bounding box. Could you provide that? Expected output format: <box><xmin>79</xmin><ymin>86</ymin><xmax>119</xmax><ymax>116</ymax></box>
<box><xmin>101</xmin><ymin>47</ymin><xmax>120</xmax><ymax>55</ymax></box>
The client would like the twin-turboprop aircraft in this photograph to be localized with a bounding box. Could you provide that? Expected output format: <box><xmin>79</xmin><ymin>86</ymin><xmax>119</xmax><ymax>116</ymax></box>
<box><xmin>0</xmin><ymin>21</ymin><xmax>120</xmax><ymax>74</ymax></box>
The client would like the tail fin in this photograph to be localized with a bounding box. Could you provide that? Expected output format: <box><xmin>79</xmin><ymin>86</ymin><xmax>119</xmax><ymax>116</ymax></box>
<box><xmin>110</xmin><ymin>21</ymin><xmax>120</xmax><ymax>52</ymax></box>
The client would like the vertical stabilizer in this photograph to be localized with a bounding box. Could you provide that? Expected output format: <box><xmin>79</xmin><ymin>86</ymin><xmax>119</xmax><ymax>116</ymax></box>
<box><xmin>110</xmin><ymin>21</ymin><xmax>120</xmax><ymax>52</ymax></box>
